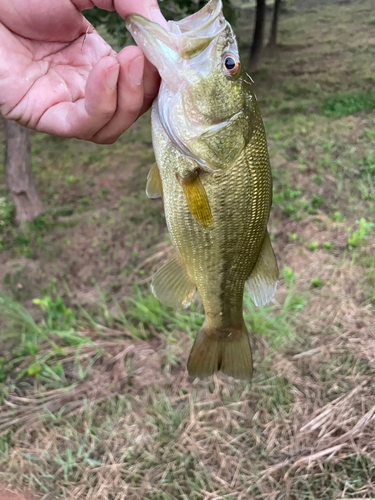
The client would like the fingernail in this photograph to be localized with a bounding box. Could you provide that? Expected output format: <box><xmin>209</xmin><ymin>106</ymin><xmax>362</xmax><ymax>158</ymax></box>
<box><xmin>150</xmin><ymin>8</ymin><xmax>170</xmax><ymax>30</ymax></box>
<box><xmin>106</xmin><ymin>64</ymin><xmax>119</xmax><ymax>90</ymax></box>
<box><xmin>129</xmin><ymin>56</ymin><xmax>144</xmax><ymax>86</ymax></box>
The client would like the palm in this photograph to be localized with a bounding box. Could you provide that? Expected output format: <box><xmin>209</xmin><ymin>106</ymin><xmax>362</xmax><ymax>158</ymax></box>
<box><xmin>0</xmin><ymin>0</ymin><xmax>162</xmax><ymax>143</ymax></box>
<box><xmin>2</xmin><ymin>27</ymin><xmax>113</xmax><ymax>133</ymax></box>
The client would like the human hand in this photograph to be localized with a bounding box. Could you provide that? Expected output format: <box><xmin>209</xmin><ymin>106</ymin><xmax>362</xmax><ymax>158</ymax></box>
<box><xmin>0</xmin><ymin>0</ymin><xmax>167</xmax><ymax>143</ymax></box>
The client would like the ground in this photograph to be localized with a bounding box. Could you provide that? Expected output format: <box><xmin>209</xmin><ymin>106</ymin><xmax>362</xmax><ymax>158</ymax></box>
<box><xmin>0</xmin><ymin>488</ymin><xmax>36</xmax><ymax>500</ymax></box>
<box><xmin>0</xmin><ymin>0</ymin><xmax>375</xmax><ymax>499</ymax></box>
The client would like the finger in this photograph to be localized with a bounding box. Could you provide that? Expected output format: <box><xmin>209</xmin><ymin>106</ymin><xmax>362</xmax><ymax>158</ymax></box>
<box><xmin>74</xmin><ymin>0</ymin><xmax>168</xmax><ymax>29</ymax></box>
<box><xmin>113</xmin><ymin>0</ymin><xmax>169</xmax><ymax>29</ymax></box>
<box><xmin>92</xmin><ymin>45</ymin><xmax>146</xmax><ymax>144</ymax></box>
<box><xmin>137</xmin><ymin>58</ymin><xmax>160</xmax><ymax>118</ymax></box>
<box><xmin>36</xmin><ymin>56</ymin><xmax>119</xmax><ymax>139</ymax></box>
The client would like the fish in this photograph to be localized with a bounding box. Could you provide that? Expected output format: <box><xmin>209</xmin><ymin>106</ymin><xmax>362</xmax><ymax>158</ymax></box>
<box><xmin>126</xmin><ymin>0</ymin><xmax>278</xmax><ymax>380</ymax></box>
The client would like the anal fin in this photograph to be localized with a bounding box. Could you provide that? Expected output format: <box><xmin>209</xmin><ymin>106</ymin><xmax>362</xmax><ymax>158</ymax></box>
<box><xmin>247</xmin><ymin>230</ymin><xmax>279</xmax><ymax>307</ymax></box>
<box><xmin>146</xmin><ymin>162</ymin><xmax>163</xmax><ymax>199</ymax></box>
<box><xmin>152</xmin><ymin>257</ymin><xmax>196</xmax><ymax>309</ymax></box>
<box><xmin>178</xmin><ymin>170</ymin><xmax>213</xmax><ymax>228</ymax></box>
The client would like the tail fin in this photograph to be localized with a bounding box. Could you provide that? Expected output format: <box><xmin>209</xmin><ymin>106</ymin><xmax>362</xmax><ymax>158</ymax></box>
<box><xmin>187</xmin><ymin>324</ymin><xmax>253</xmax><ymax>380</ymax></box>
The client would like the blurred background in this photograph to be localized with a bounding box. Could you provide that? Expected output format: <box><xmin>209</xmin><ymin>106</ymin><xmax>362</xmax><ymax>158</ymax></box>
<box><xmin>0</xmin><ymin>0</ymin><xmax>375</xmax><ymax>498</ymax></box>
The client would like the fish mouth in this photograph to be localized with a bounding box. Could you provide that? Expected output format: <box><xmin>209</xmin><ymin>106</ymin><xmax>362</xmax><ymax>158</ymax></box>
<box><xmin>169</xmin><ymin>0</ymin><xmax>224</xmax><ymax>38</ymax></box>
<box><xmin>125</xmin><ymin>0</ymin><xmax>226</xmax><ymax>70</ymax></box>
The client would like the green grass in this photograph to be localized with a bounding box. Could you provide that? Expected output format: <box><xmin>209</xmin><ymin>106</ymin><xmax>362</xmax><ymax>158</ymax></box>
<box><xmin>347</xmin><ymin>218</ymin><xmax>374</xmax><ymax>250</ymax></box>
<box><xmin>321</xmin><ymin>91</ymin><xmax>375</xmax><ymax>118</ymax></box>
<box><xmin>0</xmin><ymin>291</ymin><xmax>100</xmax><ymax>391</ymax></box>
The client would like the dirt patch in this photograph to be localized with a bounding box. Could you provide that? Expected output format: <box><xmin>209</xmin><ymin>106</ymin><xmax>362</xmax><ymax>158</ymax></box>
<box><xmin>0</xmin><ymin>489</ymin><xmax>38</xmax><ymax>500</ymax></box>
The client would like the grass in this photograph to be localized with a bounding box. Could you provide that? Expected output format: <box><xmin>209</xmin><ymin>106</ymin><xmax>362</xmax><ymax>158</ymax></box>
<box><xmin>1</xmin><ymin>0</ymin><xmax>375</xmax><ymax>498</ymax></box>
<box><xmin>321</xmin><ymin>91</ymin><xmax>375</xmax><ymax>118</ymax></box>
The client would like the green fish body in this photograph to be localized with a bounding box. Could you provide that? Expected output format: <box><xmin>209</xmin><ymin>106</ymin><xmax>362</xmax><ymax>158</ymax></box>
<box><xmin>126</xmin><ymin>0</ymin><xmax>278</xmax><ymax>379</ymax></box>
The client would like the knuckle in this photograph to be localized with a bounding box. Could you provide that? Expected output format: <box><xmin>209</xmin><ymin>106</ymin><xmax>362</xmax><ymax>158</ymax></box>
<box><xmin>125</xmin><ymin>101</ymin><xmax>142</xmax><ymax>117</ymax></box>
<box><xmin>99</xmin><ymin>106</ymin><xmax>116</xmax><ymax>120</ymax></box>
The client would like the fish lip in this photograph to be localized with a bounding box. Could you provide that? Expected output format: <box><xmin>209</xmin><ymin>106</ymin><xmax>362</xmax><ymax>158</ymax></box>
<box><xmin>170</xmin><ymin>0</ymin><xmax>223</xmax><ymax>36</ymax></box>
<box><xmin>125</xmin><ymin>14</ymin><xmax>179</xmax><ymax>59</ymax></box>
<box><xmin>125</xmin><ymin>14</ymin><xmax>176</xmax><ymax>49</ymax></box>
<box><xmin>126</xmin><ymin>0</ymin><xmax>226</xmax><ymax>58</ymax></box>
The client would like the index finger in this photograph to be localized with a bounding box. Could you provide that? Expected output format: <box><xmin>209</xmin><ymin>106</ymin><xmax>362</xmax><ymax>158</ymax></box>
<box><xmin>114</xmin><ymin>0</ymin><xmax>168</xmax><ymax>28</ymax></box>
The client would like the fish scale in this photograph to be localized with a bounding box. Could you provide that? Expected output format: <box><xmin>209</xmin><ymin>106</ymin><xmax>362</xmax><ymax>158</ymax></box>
<box><xmin>126</xmin><ymin>0</ymin><xmax>279</xmax><ymax>379</ymax></box>
<box><xmin>154</xmin><ymin>105</ymin><xmax>271</xmax><ymax>339</ymax></box>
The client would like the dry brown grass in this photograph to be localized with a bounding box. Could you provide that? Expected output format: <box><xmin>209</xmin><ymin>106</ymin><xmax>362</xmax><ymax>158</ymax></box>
<box><xmin>1</xmin><ymin>251</ymin><xmax>374</xmax><ymax>499</ymax></box>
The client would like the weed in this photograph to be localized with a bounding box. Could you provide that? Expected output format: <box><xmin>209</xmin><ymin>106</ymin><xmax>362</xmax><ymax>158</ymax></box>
<box><xmin>299</xmin><ymin>199</ymin><xmax>315</xmax><ymax>215</ymax></box>
<box><xmin>283</xmin><ymin>266</ymin><xmax>295</xmax><ymax>285</ymax></box>
<box><xmin>333</xmin><ymin>211</ymin><xmax>343</xmax><ymax>222</ymax></box>
<box><xmin>33</xmin><ymin>295</ymin><xmax>76</xmax><ymax>332</ymax></box>
<box><xmin>313</xmin><ymin>175</ymin><xmax>323</xmax><ymax>185</ymax></box>
<box><xmin>347</xmin><ymin>218</ymin><xmax>374</xmax><ymax>250</ymax></box>
<box><xmin>305</xmin><ymin>241</ymin><xmax>319</xmax><ymax>252</ymax></box>
<box><xmin>311</xmin><ymin>194</ymin><xmax>323</xmax><ymax>209</ymax></box>
<box><xmin>273</xmin><ymin>186</ymin><xmax>302</xmax><ymax>217</ymax></box>
<box><xmin>66</xmin><ymin>175</ymin><xmax>81</xmax><ymax>185</ymax></box>
<box><xmin>310</xmin><ymin>277</ymin><xmax>323</xmax><ymax>288</ymax></box>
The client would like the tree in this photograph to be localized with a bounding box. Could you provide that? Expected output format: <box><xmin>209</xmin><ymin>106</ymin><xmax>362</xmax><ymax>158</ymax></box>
<box><xmin>268</xmin><ymin>0</ymin><xmax>282</xmax><ymax>48</ymax></box>
<box><xmin>250</xmin><ymin>0</ymin><xmax>266</xmax><ymax>69</ymax></box>
<box><xmin>3</xmin><ymin>119</ymin><xmax>43</xmax><ymax>223</ymax></box>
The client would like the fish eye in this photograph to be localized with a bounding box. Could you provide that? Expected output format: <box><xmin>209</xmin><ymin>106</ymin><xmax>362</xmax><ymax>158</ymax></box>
<box><xmin>222</xmin><ymin>53</ymin><xmax>240</xmax><ymax>76</ymax></box>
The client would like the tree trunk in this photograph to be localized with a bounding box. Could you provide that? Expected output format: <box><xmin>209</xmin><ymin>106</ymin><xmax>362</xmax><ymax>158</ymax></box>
<box><xmin>268</xmin><ymin>0</ymin><xmax>281</xmax><ymax>47</ymax></box>
<box><xmin>250</xmin><ymin>0</ymin><xmax>266</xmax><ymax>68</ymax></box>
<box><xmin>4</xmin><ymin>119</ymin><xmax>43</xmax><ymax>222</ymax></box>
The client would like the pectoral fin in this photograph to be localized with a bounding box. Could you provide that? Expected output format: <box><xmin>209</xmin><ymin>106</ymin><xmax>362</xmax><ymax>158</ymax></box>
<box><xmin>247</xmin><ymin>231</ymin><xmax>279</xmax><ymax>307</ymax></box>
<box><xmin>178</xmin><ymin>170</ymin><xmax>213</xmax><ymax>228</ymax></box>
<box><xmin>152</xmin><ymin>257</ymin><xmax>196</xmax><ymax>309</ymax></box>
<box><xmin>146</xmin><ymin>162</ymin><xmax>163</xmax><ymax>199</ymax></box>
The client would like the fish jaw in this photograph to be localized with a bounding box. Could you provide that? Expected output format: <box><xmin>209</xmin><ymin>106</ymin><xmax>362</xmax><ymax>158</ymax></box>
<box><xmin>125</xmin><ymin>0</ymin><xmax>227</xmax><ymax>92</ymax></box>
<box><xmin>125</xmin><ymin>15</ymin><xmax>180</xmax><ymax>91</ymax></box>
<box><xmin>127</xmin><ymin>0</ymin><xmax>252</xmax><ymax>172</ymax></box>
<box><xmin>169</xmin><ymin>0</ymin><xmax>223</xmax><ymax>34</ymax></box>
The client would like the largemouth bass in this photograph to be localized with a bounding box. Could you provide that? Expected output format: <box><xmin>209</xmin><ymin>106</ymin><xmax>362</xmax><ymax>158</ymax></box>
<box><xmin>126</xmin><ymin>0</ymin><xmax>278</xmax><ymax>380</ymax></box>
